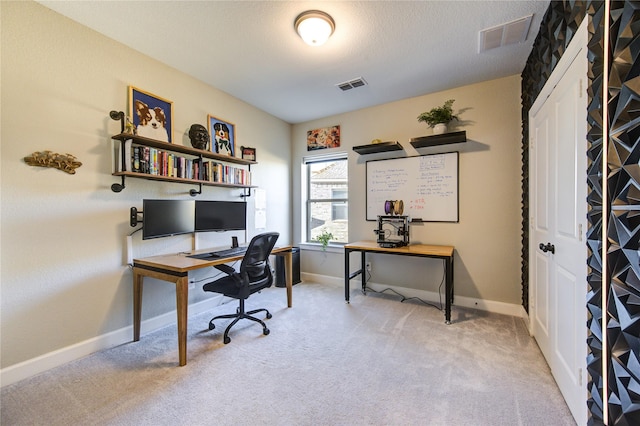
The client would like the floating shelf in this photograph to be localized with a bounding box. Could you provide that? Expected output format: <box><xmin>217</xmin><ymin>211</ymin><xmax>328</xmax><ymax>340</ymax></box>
<box><xmin>352</xmin><ymin>141</ymin><xmax>403</xmax><ymax>155</ymax></box>
<box><xmin>410</xmin><ymin>131</ymin><xmax>467</xmax><ymax>149</ymax></box>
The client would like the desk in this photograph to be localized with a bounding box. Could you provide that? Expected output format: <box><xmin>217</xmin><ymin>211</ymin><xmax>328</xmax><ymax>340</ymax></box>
<box><xmin>344</xmin><ymin>241</ymin><xmax>455</xmax><ymax>324</ymax></box>
<box><xmin>132</xmin><ymin>246</ymin><xmax>293</xmax><ymax>366</ymax></box>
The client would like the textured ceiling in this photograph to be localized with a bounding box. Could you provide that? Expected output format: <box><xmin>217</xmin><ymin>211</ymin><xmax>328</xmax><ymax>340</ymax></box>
<box><xmin>37</xmin><ymin>1</ymin><xmax>550</xmax><ymax>124</ymax></box>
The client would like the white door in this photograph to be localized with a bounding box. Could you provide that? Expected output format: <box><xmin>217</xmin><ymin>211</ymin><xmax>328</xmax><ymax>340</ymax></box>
<box><xmin>529</xmin><ymin>21</ymin><xmax>588</xmax><ymax>426</ymax></box>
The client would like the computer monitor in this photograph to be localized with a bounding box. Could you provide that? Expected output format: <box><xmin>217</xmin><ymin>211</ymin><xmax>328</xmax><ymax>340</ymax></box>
<box><xmin>142</xmin><ymin>199</ymin><xmax>195</xmax><ymax>240</ymax></box>
<box><xmin>195</xmin><ymin>200</ymin><xmax>247</xmax><ymax>232</ymax></box>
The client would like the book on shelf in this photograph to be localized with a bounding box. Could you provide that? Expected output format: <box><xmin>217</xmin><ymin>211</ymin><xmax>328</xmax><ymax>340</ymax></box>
<box><xmin>115</xmin><ymin>139</ymin><xmax>133</xmax><ymax>172</ymax></box>
<box><xmin>199</xmin><ymin>161</ymin><xmax>251</xmax><ymax>185</ymax></box>
<box><xmin>114</xmin><ymin>141</ymin><xmax>250</xmax><ymax>185</ymax></box>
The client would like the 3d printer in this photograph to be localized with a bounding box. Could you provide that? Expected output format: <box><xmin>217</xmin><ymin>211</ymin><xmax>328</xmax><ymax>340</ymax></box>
<box><xmin>374</xmin><ymin>199</ymin><xmax>410</xmax><ymax>248</ymax></box>
<box><xmin>373</xmin><ymin>200</ymin><xmax>410</xmax><ymax>248</ymax></box>
<box><xmin>374</xmin><ymin>215</ymin><xmax>410</xmax><ymax>248</ymax></box>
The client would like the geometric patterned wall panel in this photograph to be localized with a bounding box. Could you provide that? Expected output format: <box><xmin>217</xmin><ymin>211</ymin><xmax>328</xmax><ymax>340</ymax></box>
<box><xmin>605</xmin><ymin>1</ymin><xmax>640</xmax><ymax>423</ymax></box>
<box><xmin>606</xmin><ymin>213</ymin><xmax>640</xmax><ymax>423</ymax></box>
<box><xmin>586</xmin><ymin>0</ymin><xmax>605</xmax><ymax>423</ymax></box>
<box><xmin>586</xmin><ymin>212</ymin><xmax>604</xmax><ymax>423</ymax></box>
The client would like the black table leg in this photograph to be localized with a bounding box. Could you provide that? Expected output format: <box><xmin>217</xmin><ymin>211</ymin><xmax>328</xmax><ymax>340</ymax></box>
<box><xmin>361</xmin><ymin>251</ymin><xmax>366</xmax><ymax>293</ymax></box>
<box><xmin>450</xmin><ymin>254</ymin><xmax>455</xmax><ymax>305</ymax></box>
<box><xmin>344</xmin><ymin>247</ymin><xmax>351</xmax><ymax>303</ymax></box>
<box><xmin>445</xmin><ymin>255</ymin><xmax>453</xmax><ymax>324</ymax></box>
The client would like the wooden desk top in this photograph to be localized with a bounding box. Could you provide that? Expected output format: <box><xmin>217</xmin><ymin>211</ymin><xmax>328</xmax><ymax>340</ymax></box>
<box><xmin>133</xmin><ymin>245</ymin><xmax>293</xmax><ymax>274</ymax></box>
<box><xmin>344</xmin><ymin>240</ymin><xmax>454</xmax><ymax>257</ymax></box>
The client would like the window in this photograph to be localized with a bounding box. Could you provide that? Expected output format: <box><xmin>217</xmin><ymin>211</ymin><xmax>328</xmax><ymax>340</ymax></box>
<box><xmin>331</xmin><ymin>189</ymin><xmax>348</xmax><ymax>220</ymax></box>
<box><xmin>306</xmin><ymin>155</ymin><xmax>348</xmax><ymax>244</ymax></box>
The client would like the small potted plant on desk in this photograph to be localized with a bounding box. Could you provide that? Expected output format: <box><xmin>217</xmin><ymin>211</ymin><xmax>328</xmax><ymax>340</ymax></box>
<box><xmin>417</xmin><ymin>99</ymin><xmax>458</xmax><ymax>135</ymax></box>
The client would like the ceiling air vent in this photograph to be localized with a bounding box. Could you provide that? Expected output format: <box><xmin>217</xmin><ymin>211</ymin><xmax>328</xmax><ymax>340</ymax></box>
<box><xmin>479</xmin><ymin>15</ymin><xmax>533</xmax><ymax>53</ymax></box>
<box><xmin>336</xmin><ymin>77</ymin><xmax>367</xmax><ymax>91</ymax></box>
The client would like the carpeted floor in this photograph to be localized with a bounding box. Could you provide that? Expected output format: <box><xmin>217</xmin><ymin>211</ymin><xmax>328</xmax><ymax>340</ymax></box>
<box><xmin>1</xmin><ymin>281</ymin><xmax>575</xmax><ymax>425</ymax></box>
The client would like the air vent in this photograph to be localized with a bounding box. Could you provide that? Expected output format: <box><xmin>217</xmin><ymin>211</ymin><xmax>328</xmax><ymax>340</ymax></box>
<box><xmin>336</xmin><ymin>77</ymin><xmax>367</xmax><ymax>91</ymax></box>
<box><xmin>479</xmin><ymin>15</ymin><xmax>533</xmax><ymax>53</ymax></box>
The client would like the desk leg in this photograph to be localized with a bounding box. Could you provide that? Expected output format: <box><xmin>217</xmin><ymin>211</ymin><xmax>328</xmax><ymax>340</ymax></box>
<box><xmin>284</xmin><ymin>250</ymin><xmax>293</xmax><ymax>308</ymax></box>
<box><xmin>451</xmin><ymin>255</ymin><xmax>455</xmax><ymax>306</ymax></box>
<box><xmin>344</xmin><ymin>248</ymin><xmax>350</xmax><ymax>303</ymax></box>
<box><xmin>133</xmin><ymin>269</ymin><xmax>143</xmax><ymax>342</ymax></box>
<box><xmin>444</xmin><ymin>256</ymin><xmax>453</xmax><ymax>325</ymax></box>
<box><xmin>176</xmin><ymin>276</ymin><xmax>189</xmax><ymax>366</ymax></box>
<box><xmin>361</xmin><ymin>251</ymin><xmax>367</xmax><ymax>294</ymax></box>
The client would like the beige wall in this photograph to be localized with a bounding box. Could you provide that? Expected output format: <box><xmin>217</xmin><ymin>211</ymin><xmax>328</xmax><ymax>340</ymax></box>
<box><xmin>292</xmin><ymin>75</ymin><xmax>523</xmax><ymax>306</ymax></box>
<box><xmin>1</xmin><ymin>1</ymin><xmax>291</xmax><ymax>369</ymax></box>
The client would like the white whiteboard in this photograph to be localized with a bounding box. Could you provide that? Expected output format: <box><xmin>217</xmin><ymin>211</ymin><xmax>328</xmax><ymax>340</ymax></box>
<box><xmin>366</xmin><ymin>152</ymin><xmax>459</xmax><ymax>222</ymax></box>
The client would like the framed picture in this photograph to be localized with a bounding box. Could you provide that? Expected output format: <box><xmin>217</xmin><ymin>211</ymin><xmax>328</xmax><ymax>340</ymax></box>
<box><xmin>307</xmin><ymin>125</ymin><xmax>340</xmax><ymax>151</ymax></box>
<box><xmin>208</xmin><ymin>115</ymin><xmax>235</xmax><ymax>156</ymax></box>
<box><xmin>128</xmin><ymin>86</ymin><xmax>173</xmax><ymax>143</ymax></box>
<box><xmin>241</xmin><ymin>146</ymin><xmax>256</xmax><ymax>161</ymax></box>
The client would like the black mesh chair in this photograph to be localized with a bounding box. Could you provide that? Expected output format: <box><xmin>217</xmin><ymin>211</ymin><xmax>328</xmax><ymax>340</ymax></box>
<box><xmin>203</xmin><ymin>232</ymin><xmax>279</xmax><ymax>344</ymax></box>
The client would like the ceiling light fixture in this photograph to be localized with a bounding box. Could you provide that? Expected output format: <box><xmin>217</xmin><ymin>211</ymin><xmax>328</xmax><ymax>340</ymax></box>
<box><xmin>294</xmin><ymin>10</ymin><xmax>335</xmax><ymax>46</ymax></box>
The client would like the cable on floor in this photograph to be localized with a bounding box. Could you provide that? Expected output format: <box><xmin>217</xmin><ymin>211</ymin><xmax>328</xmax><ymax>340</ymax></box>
<box><xmin>362</xmin><ymin>258</ymin><xmax>446</xmax><ymax>311</ymax></box>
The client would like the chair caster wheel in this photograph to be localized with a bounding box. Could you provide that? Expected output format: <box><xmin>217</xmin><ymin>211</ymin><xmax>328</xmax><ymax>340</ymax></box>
<box><xmin>263</xmin><ymin>328</ymin><xmax>270</xmax><ymax>336</ymax></box>
<box><xmin>208</xmin><ymin>323</ymin><xmax>215</xmax><ymax>331</ymax></box>
<box><xmin>266</xmin><ymin>312</ymin><xmax>272</xmax><ymax>319</ymax></box>
<box><xmin>224</xmin><ymin>336</ymin><xmax>231</xmax><ymax>344</ymax></box>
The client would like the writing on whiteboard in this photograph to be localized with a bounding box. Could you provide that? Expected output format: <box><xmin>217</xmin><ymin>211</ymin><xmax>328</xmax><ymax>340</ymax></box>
<box><xmin>366</xmin><ymin>152</ymin><xmax>458</xmax><ymax>222</ymax></box>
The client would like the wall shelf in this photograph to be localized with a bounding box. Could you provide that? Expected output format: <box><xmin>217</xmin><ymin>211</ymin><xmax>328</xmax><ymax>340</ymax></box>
<box><xmin>110</xmin><ymin>133</ymin><xmax>256</xmax><ymax>195</ymax></box>
<box><xmin>112</xmin><ymin>171</ymin><xmax>257</xmax><ymax>189</ymax></box>
<box><xmin>352</xmin><ymin>141</ymin><xmax>403</xmax><ymax>155</ymax></box>
<box><xmin>111</xmin><ymin>133</ymin><xmax>257</xmax><ymax>166</ymax></box>
<box><xmin>410</xmin><ymin>131</ymin><xmax>467</xmax><ymax>149</ymax></box>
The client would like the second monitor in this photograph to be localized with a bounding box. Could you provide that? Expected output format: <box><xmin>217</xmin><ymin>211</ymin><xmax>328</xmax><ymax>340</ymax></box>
<box><xmin>195</xmin><ymin>200</ymin><xmax>247</xmax><ymax>232</ymax></box>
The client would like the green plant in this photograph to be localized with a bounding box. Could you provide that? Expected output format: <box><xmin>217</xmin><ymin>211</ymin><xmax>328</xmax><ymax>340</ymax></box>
<box><xmin>417</xmin><ymin>99</ymin><xmax>458</xmax><ymax>127</ymax></box>
<box><xmin>315</xmin><ymin>230</ymin><xmax>334</xmax><ymax>250</ymax></box>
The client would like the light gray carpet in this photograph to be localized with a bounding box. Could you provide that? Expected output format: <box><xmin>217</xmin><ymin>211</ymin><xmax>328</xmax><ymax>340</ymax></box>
<box><xmin>1</xmin><ymin>281</ymin><xmax>575</xmax><ymax>425</ymax></box>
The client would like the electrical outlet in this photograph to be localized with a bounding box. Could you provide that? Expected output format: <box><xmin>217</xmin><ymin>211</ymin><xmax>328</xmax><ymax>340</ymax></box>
<box><xmin>366</xmin><ymin>262</ymin><xmax>372</xmax><ymax>272</ymax></box>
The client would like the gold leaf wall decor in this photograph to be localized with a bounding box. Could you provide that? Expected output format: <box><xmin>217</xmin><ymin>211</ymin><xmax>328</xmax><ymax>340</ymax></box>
<box><xmin>23</xmin><ymin>151</ymin><xmax>82</xmax><ymax>174</ymax></box>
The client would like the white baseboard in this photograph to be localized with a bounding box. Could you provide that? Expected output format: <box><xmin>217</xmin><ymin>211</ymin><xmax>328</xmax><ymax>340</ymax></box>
<box><xmin>301</xmin><ymin>272</ymin><xmax>525</xmax><ymax>318</ymax></box>
<box><xmin>300</xmin><ymin>272</ymin><xmax>344</xmax><ymax>287</ymax></box>
<box><xmin>520</xmin><ymin>305</ymin><xmax>532</xmax><ymax>334</ymax></box>
<box><xmin>0</xmin><ymin>295</ymin><xmax>224</xmax><ymax>388</ymax></box>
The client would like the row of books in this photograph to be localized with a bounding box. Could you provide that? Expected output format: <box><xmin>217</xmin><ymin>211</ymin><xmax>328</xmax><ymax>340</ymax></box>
<box><xmin>115</xmin><ymin>141</ymin><xmax>251</xmax><ymax>185</ymax></box>
<box><xmin>201</xmin><ymin>161</ymin><xmax>251</xmax><ymax>186</ymax></box>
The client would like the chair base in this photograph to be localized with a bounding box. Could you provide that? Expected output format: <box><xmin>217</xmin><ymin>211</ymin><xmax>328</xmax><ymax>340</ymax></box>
<box><xmin>208</xmin><ymin>299</ymin><xmax>272</xmax><ymax>344</ymax></box>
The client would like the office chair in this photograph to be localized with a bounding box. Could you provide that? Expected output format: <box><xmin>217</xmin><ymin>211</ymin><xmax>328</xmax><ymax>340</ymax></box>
<box><xmin>203</xmin><ymin>232</ymin><xmax>280</xmax><ymax>344</ymax></box>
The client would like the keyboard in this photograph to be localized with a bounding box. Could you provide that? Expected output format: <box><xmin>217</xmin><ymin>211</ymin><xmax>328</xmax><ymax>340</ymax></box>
<box><xmin>210</xmin><ymin>246</ymin><xmax>247</xmax><ymax>258</ymax></box>
<box><xmin>188</xmin><ymin>246</ymin><xmax>248</xmax><ymax>260</ymax></box>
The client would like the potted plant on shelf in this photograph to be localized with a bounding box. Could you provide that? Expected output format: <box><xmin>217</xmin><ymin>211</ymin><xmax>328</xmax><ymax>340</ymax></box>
<box><xmin>417</xmin><ymin>99</ymin><xmax>458</xmax><ymax>135</ymax></box>
<box><xmin>315</xmin><ymin>230</ymin><xmax>334</xmax><ymax>251</ymax></box>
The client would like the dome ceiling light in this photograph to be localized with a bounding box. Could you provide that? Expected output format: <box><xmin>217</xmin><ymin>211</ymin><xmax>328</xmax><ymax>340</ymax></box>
<box><xmin>294</xmin><ymin>10</ymin><xmax>335</xmax><ymax>46</ymax></box>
